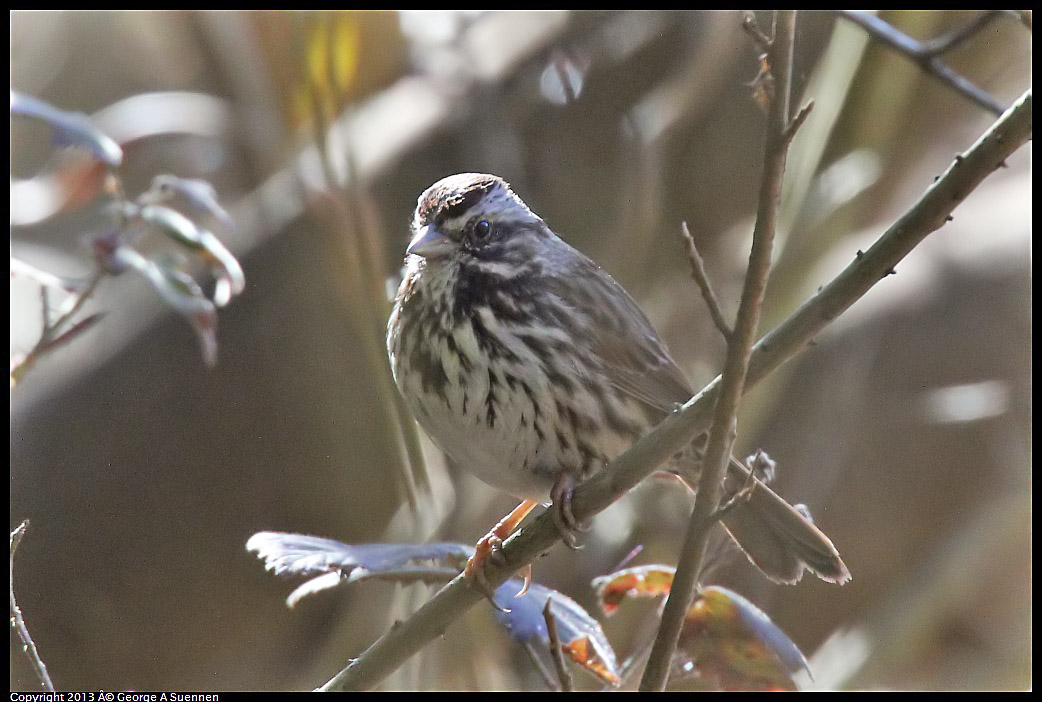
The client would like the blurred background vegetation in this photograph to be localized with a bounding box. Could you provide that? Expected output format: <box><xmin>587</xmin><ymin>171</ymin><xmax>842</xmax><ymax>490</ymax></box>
<box><xmin>10</xmin><ymin>10</ymin><xmax>1031</xmax><ymax>691</ymax></box>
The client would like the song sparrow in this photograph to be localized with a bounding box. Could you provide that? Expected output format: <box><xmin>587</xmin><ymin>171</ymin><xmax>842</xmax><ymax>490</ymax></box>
<box><xmin>387</xmin><ymin>173</ymin><xmax>848</xmax><ymax>594</ymax></box>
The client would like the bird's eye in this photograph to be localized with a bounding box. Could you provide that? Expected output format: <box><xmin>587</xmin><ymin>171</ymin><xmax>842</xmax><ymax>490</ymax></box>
<box><xmin>473</xmin><ymin>220</ymin><xmax>492</xmax><ymax>239</ymax></box>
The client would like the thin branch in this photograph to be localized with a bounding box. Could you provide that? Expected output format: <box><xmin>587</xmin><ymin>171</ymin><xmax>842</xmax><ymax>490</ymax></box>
<box><xmin>39</xmin><ymin>286</ymin><xmax>50</xmax><ymax>338</ymax></box>
<box><xmin>783</xmin><ymin>100</ymin><xmax>815</xmax><ymax>143</ymax></box>
<box><xmin>918</xmin><ymin>10</ymin><xmax>1003</xmax><ymax>57</ymax></box>
<box><xmin>42</xmin><ymin>270</ymin><xmax>104</xmax><ymax>345</ymax></box>
<box><xmin>523</xmin><ymin>641</ymin><xmax>562</xmax><ymax>692</ymax></box>
<box><xmin>831</xmin><ymin>10</ymin><xmax>1007</xmax><ymax>115</ymax></box>
<box><xmin>641</xmin><ymin>9</ymin><xmax>797</xmax><ymax>691</ymax></box>
<box><xmin>11</xmin><ymin>270</ymin><xmax>105</xmax><ymax>386</ymax></box>
<box><xmin>317</xmin><ymin>88</ymin><xmax>1032</xmax><ymax>692</ymax></box>
<box><xmin>705</xmin><ymin>467</ymin><xmax>759</xmax><ymax>526</ymax></box>
<box><xmin>542</xmin><ymin>598</ymin><xmax>574</xmax><ymax>692</ymax></box>
<box><xmin>304</xmin><ymin>30</ymin><xmax>434</xmax><ymax>511</ymax></box>
<box><xmin>680</xmin><ymin>222</ymin><xmax>732</xmax><ymax>341</ymax></box>
<box><xmin>741</xmin><ymin>13</ymin><xmax>772</xmax><ymax>53</ymax></box>
<box><xmin>603</xmin><ymin>614</ymin><xmax>660</xmax><ymax>691</ymax></box>
<box><xmin>10</xmin><ymin>521</ymin><xmax>55</xmax><ymax>692</ymax></box>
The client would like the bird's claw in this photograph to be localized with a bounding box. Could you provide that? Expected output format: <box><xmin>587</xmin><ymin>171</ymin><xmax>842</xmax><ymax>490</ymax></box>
<box><xmin>550</xmin><ymin>473</ymin><xmax>587</xmax><ymax>550</ymax></box>
<box><xmin>464</xmin><ymin>499</ymin><xmax>540</xmax><ymax>610</ymax></box>
<box><xmin>466</xmin><ymin>533</ymin><xmax>510</xmax><ymax>611</ymax></box>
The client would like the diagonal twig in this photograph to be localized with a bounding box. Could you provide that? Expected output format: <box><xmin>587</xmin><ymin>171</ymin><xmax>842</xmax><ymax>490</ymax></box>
<box><xmin>783</xmin><ymin>100</ymin><xmax>815</xmax><ymax>143</ymax></box>
<box><xmin>680</xmin><ymin>222</ymin><xmax>732</xmax><ymax>341</ymax></box>
<box><xmin>11</xmin><ymin>270</ymin><xmax>105</xmax><ymax>386</ymax></box>
<box><xmin>741</xmin><ymin>13</ymin><xmax>772</xmax><ymax>53</ymax></box>
<box><xmin>831</xmin><ymin>10</ymin><xmax>1009</xmax><ymax>115</ymax></box>
<box><xmin>542</xmin><ymin>598</ymin><xmax>574</xmax><ymax>692</ymax></box>
<box><xmin>317</xmin><ymin>87</ymin><xmax>1031</xmax><ymax>692</ymax></box>
<box><xmin>523</xmin><ymin>641</ymin><xmax>562</xmax><ymax>692</ymax></box>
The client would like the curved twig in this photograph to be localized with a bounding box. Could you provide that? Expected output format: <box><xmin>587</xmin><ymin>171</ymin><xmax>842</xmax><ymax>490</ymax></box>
<box><xmin>10</xmin><ymin>521</ymin><xmax>55</xmax><ymax>692</ymax></box>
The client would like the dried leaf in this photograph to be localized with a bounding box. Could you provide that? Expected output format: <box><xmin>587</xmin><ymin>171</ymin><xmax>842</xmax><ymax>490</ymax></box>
<box><xmin>291</xmin><ymin>12</ymin><xmax>362</xmax><ymax>128</ymax></box>
<box><xmin>11</xmin><ymin>91</ymin><xmax>122</xmax><ymax>167</ymax></box>
<box><xmin>246</xmin><ymin>533</ymin><xmax>622</xmax><ymax>685</ymax></box>
<box><xmin>286</xmin><ymin>571</ymin><xmax>343</xmax><ymax>608</ymax></box>
<box><xmin>591</xmin><ymin>564</ymin><xmax>676</xmax><ymax>616</ymax></box>
<box><xmin>246</xmin><ymin>532</ymin><xmax>471</xmax><ymax>582</ymax></box>
<box><xmin>141</xmin><ymin>175</ymin><xmax>236</xmax><ymax>233</ymax></box>
<box><xmin>136</xmin><ymin>204</ymin><xmax>245</xmax><ymax>306</ymax></box>
<box><xmin>675</xmin><ymin>586</ymin><xmax>809</xmax><ymax>692</ymax></box>
<box><xmin>492</xmin><ymin>583</ymin><xmax>620</xmax><ymax>687</ymax></box>
<box><xmin>749</xmin><ymin>55</ymin><xmax>774</xmax><ymax>113</ymax></box>
<box><xmin>101</xmin><ymin>243</ymin><xmax>219</xmax><ymax>366</ymax></box>
<box><xmin>591</xmin><ymin>565</ymin><xmax>806</xmax><ymax>690</ymax></box>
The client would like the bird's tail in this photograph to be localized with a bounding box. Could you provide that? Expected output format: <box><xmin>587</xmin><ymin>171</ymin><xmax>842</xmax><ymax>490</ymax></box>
<box><xmin>719</xmin><ymin>456</ymin><xmax>850</xmax><ymax>584</ymax></box>
<box><xmin>671</xmin><ymin>454</ymin><xmax>850</xmax><ymax>585</ymax></box>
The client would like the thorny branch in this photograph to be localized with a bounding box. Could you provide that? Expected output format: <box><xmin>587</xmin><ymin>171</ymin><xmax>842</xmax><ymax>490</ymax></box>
<box><xmin>317</xmin><ymin>78</ymin><xmax>1033</xmax><ymax>698</ymax></box>
<box><xmin>641</xmin><ymin>10</ymin><xmax>801</xmax><ymax>690</ymax></box>
<box><xmin>10</xmin><ymin>521</ymin><xmax>55</xmax><ymax>692</ymax></box>
<box><xmin>831</xmin><ymin>10</ymin><xmax>1020</xmax><ymax>115</ymax></box>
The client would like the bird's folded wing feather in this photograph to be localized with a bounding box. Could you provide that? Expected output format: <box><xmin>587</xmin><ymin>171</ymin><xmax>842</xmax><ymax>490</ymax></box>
<box><xmin>544</xmin><ymin>252</ymin><xmax>694</xmax><ymax>415</ymax></box>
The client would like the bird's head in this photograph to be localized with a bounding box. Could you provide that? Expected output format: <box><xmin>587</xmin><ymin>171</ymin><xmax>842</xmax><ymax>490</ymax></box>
<box><xmin>407</xmin><ymin>173</ymin><xmax>547</xmax><ymax>264</ymax></box>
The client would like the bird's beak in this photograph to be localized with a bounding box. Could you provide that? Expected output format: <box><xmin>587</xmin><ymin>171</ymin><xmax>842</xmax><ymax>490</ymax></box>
<box><xmin>407</xmin><ymin>224</ymin><xmax>454</xmax><ymax>259</ymax></box>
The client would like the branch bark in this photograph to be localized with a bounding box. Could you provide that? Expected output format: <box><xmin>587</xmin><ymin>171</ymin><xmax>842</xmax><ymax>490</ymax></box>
<box><xmin>319</xmin><ymin>87</ymin><xmax>1032</xmax><ymax>692</ymax></box>
<box><xmin>640</xmin><ymin>9</ymin><xmax>798</xmax><ymax>690</ymax></box>
<box><xmin>832</xmin><ymin>10</ymin><xmax>1009</xmax><ymax>115</ymax></box>
<box><xmin>542</xmin><ymin>597</ymin><xmax>574</xmax><ymax>692</ymax></box>
<box><xmin>10</xmin><ymin>521</ymin><xmax>55</xmax><ymax>692</ymax></box>
<box><xmin>680</xmin><ymin>221</ymin><xmax>732</xmax><ymax>341</ymax></box>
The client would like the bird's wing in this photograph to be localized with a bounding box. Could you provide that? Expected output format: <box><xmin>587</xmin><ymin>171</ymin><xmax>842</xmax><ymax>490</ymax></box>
<box><xmin>543</xmin><ymin>249</ymin><xmax>694</xmax><ymax>414</ymax></box>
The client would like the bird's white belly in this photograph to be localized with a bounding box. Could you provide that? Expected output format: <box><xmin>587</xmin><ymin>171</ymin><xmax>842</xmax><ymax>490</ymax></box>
<box><xmin>391</xmin><ymin>302</ymin><xmax>647</xmax><ymax>502</ymax></box>
<box><xmin>403</xmin><ymin>358</ymin><xmax>557</xmax><ymax>500</ymax></box>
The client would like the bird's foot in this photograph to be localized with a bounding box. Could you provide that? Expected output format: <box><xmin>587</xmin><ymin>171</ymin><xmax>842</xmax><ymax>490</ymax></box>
<box><xmin>464</xmin><ymin>499</ymin><xmax>538</xmax><ymax>609</ymax></box>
